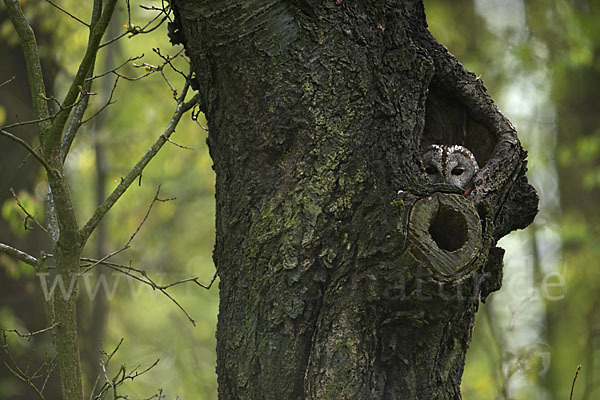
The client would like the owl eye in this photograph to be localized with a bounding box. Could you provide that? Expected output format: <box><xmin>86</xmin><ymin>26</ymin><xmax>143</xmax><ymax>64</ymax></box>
<box><xmin>425</xmin><ymin>166</ymin><xmax>439</xmax><ymax>175</ymax></box>
<box><xmin>451</xmin><ymin>167</ymin><xmax>464</xmax><ymax>176</ymax></box>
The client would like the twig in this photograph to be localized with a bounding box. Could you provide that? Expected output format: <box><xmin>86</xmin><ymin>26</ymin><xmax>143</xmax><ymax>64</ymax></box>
<box><xmin>0</xmin><ymin>243</ymin><xmax>39</xmax><ymax>267</ymax></box>
<box><xmin>91</xmin><ymin>339</ymin><xmax>161</xmax><ymax>400</ymax></box>
<box><xmin>0</xmin><ymin>129</ymin><xmax>51</xmax><ymax>172</ymax></box>
<box><xmin>129</xmin><ymin>186</ymin><xmax>175</xmax><ymax>247</ymax></box>
<box><xmin>73</xmin><ymin>254</ymin><xmax>217</xmax><ymax>325</ymax></box>
<box><xmin>99</xmin><ymin>6</ymin><xmax>170</xmax><ymax>48</ymax></box>
<box><xmin>10</xmin><ymin>188</ymin><xmax>49</xmax><ymax>235</ymax></box>
<box><xmin>0</xmin><ymin>76</ymin><xmax>16</xmax><ymax>89</ymax></box>
<box><xmin>153</xmin><ymin>47</ymin><xmax>187</xmax><ymax>80</ymax></box>
<box><xmin>164</xmin><ymin>137</ymin><xmax>194</xmax><ymax>150</ymax></box>
<box><xmin>79</xmin><ymin>246</ymin><xmax>130</xmax><ymax>276</ymax></box>
<box><xmin>85</xmin><ymin>55</ymin><xmax>144</xmax><ymax>82</ymax></box>
<box><xmin>45</xmin><ymin>0</ymin><xmax>90</xmax><ymax>27</ymax></box>
<box><xmin>570</xmin><ymin>364</ymin><xmax>581</xmax><ymax>400</ymax></box>
<box><xmin>1</xmin><ymin>115</ymin><xmax>55</xmax><ymax>131</ymax></box>
<box><xmin>1</xmin><ymin>323</ymin><xmax>59</xmax><ymax>341</ymax></box>
<box><xmin>80</xmin><ymin>186</ymin><xmax>174</xmax><ymax>276</ymax></box>
<box><xmin>81</xmin><ymin>75</ymin><xmax>120</xmax><ymax>125</ymax></box>
<box><xmin>1</xmin><ymin>328</ymin><xmax>57</xmax><ymax>400</ymax></box>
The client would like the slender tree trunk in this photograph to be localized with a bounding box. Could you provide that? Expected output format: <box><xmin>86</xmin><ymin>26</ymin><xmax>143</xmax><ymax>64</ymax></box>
<box><xmin>171</xmin><ymin>1</ymin><xmax>538</xmax><ymax>398</ymax></box>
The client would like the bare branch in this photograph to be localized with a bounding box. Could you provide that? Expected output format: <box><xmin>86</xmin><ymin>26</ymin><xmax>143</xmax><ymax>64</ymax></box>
<box><xmin>79</xmin><ymin>186</ymin><xmax>174</xmax><ymax>276</ymax></box>
<box><xmin>3</xmin><ymin>0</ymin><xmax>51</xmax><ymax>139</ymax></box>
<box><xmin>91</xmin><ymin>339</ymin><xmax>162</xmax><ymax>400</ymax></box>
<box><xmin>1</xmin><ymin>328</ymin><xmax>57</xmax><ymax>400</ymax></box>
<box><xmin>125</xmin><ymin>49</ymin><xmax>184</xmax><ymax>86</ymax></box>
<box><xmin>571</xmin><ymin>364</ymin><xmax>581</xmax><ymax>400</ymax></box>
<box><xmin>1</xmin><ymin>115</ymin><xmax>55</xmax><ymax>131</ymax></box>
<box><xmin>1</xmin><ymin>324</ymin><xmax>59</xmax><ymax>341</ymax></box>
<box><xmin>60</xmin><ymin>4</ymin><xmax>107</xmax><ymax>163</ymax></box>
<box><xmin>10</xmin><ymin>188</ymin><xmax>50</xmax><ymax>235</ymax></box>
<box><xmin>45</xmin><ymin>0</ymin><xmax>90</xmax><ymax>27</ymax></box>
<box><xmin>85</xmin><ymin>55</ymin><xmax>144</xmax><ymax>82</ymax></box>
<box><xmin>47</xmin><ymin>0</ymin><xmax>118</xmax><ymax>157</ymax></box>
<box><xmin>0</xmin><ymin>76</ymin><xmax>16</xmax><ymax>89</ymax></box>
<box><xmin>81</xmin><ymin>76</ymin><xmax>120</xmax><ymax>125</ymax></box>
<box><xmin>80</xmin><ymin>80</ymin><xmax>200</xmax><ymax>243</ymax></box>
<box><xmin>61</xmin><ymin>94</ymin><xmax>90</xmax><ymax>162</ymax></box>
<box><xmin>79</xmin><ymin>246</ymin><xmax>130</xmax><ymax>277</ymax></box>
<box><xmin>75</xmin><ymin>254</ymin><xmax>216</xmax><ymax>326</ymax></box>
<box><xmin>99</xmin><ymin>6</ymin><xmax>170</xmax><ymax>48</ymax></box>
<box><xmin>0</xmin><ymin>243</ymin><xmax>38</xmax><ymax>267</ymax></box>
<box><xmin>153</xmin><ymin>47</ymin><xmax>187</xmax><ymax>80</ymax></box>
<box><xmin>164</xmin><ymin>137</ymin><xmax>194</xmax><ymax>150</ymax></box>
<box><xmin>0</xmin><ymin>129</ymin><xmax>52</xmax><ymax>171</ymax></box>
<box><xmin>129</xmin><ymin>186</ymin><xmax>175</xmax><ymax>247</ymax></box>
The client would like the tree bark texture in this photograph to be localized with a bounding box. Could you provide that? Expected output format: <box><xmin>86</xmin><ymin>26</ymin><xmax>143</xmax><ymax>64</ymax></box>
<box><xmin>170</xmin><ymin>1</ymin><xmax>538</xmax><ymax>399</ymax></box>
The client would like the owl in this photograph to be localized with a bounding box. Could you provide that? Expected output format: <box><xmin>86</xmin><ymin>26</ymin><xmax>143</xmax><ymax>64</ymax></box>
<box><xmin>422</xmin><ymin>144</ymin><xmax>479</xmax><ymax>189</ymax></box>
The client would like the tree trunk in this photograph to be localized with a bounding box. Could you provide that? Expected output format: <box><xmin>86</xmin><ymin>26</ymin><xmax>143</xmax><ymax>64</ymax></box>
<box><xmin>170</xmin><ymin>1</ymin><xmax>538</xmax><ymax>398</ymax></box>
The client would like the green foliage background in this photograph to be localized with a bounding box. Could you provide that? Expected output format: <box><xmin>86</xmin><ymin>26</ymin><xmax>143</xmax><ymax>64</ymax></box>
<box><xmin>1</xmin><ymin>1</ymin><xmax>217</xmax><ymax>398</ymax></box>
<box><xmin>1</xmin><ymin>0</ymin><xmax>599</xmax><ymax>399</ymax></box>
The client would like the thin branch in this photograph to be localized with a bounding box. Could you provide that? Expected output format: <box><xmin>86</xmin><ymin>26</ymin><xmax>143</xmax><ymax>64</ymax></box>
<box><xmin>1</xmin><ymin>323</ymin><xmax>59</xmax><ymax>341</ymax></box>
<box><xmin>160</xmin><ymin>69</ymin><xmax>177</xmax><ymax>98</ymax></box>
<box><xmin>81</xmin><ymin>75</ymin><xmax>120</xmax><ymax>125</ymax></box>
<box><xmin>1</xmin><ymin>328</ymin><xmax>57</xmax><ymax>400</ymax></box>
<box><xmin>571</xmin><ymin>364</ymin><xmax>581</xmax><ymax>400</ymax></box>
<box><xmin>126</xmin><ymin>0</ymin><xmax>132</xmax><ymax>28</ymax></box>
<box><xmin>64</xmin><ymin>254</ymin><xmax>216</xmax><ymax>325</ymax></box>
<box><xmin>91</xmin><ymin>339</ymin><xmax>161</xmax><ymax>400</ymax></box>
<box><xmin>74</xmin><ymin>184</ymin><xmax>204</xmax><ymax>325</ymax></box>
<box><xmin>10</xmin><ymin>188</ymin><xmax>50</xmax><ymax>235</ymax></box>
<box><xmin>79</xmin><ymin>85</ymin><xmax>199</xmax><ymax>243</ymax></box>
<box><xmin>79</xmin><ymin>246</ymin><xmax>130</xmax><ymax>276</ymax></box>
<box><xmin>2</xmin><ymin>361</ymin><xmax>46</xmax><ymax>400</ymax></box>
<box><xmin>0</xmin><ymin>243</ymin><xmax>38</xmax><ymax>266</ymax></box>
<box><xmin>123</xmin><ymin>49</ymin><xmax>184</xmax><ymax>85</ymax></box>
<box><xmin>160</xmin><ymin>271</ymin><xmax>218</xmax><ymax>290</ymax></box>
<box><xmin>79</xmin><ymin>186</ymin><xmax>174</xmax><ymax>276</ymax></box>
<box><xmin>128</xmin><ymin>186</ymin><xmax>174</xmax><ymax>247</ymax></box>
<box><xmin>85</xmin><ymin>55</ymin><xmax>144</xmax><ymax>82</ymax></box>
<box><xmin>0</xmin><ymin>129</ymin><xmax>52</xmax><ymax>172</ymax></box>
<box><xmin>153</xmin><ymin>47</ymin><xmax>187</xmax><ymax>80</ymax></box>
<box><xmin>1</xmin><ymin>115</ymin><xmax>55</xmax><ymax>131</ymax></box>
<box><xmin>164</xmin><ymin>137</ymin><xmax>194</xmax><ymax>150</ymax></box>
<box><xmin>0</xmin><ymin>76</ymin><xmax>16</xmax><ymax>89</ymax></box>
<box><xmin>60</xmin><ymin>89</ymin><xmax>93</xmax><ymax>162</ymax></box>
<box><xmin>45</xmin><ymin>0</ymin><xmax>90</xmax><ymax>27</ymax></box>
<box><xmin>99</xmin><ymin>6</ymin><xmax>170</xmax><ymax>48</ymax></box>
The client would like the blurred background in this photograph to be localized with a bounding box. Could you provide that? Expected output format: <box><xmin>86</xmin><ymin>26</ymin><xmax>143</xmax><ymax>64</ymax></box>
<box><xmin>0</xmin><ymin>0</ymin><xmax>598</xmax><ymax>399</ymax></box>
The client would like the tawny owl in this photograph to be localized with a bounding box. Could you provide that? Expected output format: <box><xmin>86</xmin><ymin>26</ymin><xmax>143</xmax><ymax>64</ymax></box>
<box><xmin>422</xmin><ymin>144</ymin><xmax>479</xmax><ymax>189</ymax></box>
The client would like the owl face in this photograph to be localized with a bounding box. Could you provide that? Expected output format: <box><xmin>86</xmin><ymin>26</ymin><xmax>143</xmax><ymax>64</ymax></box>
<box><xmin>422</xmin><ymin>144</ymin><xmax>479</xmax><ymax>189</ymax></box>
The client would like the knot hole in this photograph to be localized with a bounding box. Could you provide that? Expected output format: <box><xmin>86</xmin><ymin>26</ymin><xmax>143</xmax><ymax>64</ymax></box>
<box><xmin>428</xmin><ymin>204</ymin><xmax>468</xmax><ymax>252</ymax></box>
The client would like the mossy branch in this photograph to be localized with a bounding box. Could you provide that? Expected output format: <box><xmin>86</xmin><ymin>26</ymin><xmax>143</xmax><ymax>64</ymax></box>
<box><xmin>3</xmin><ymin>0</ymin><xmax>51</xmax><ymax>137</ymax></box>
<box><xmin>0</xmin><ymin>243</ymin><xmax>39</xmax><ymax>267</ymax></box>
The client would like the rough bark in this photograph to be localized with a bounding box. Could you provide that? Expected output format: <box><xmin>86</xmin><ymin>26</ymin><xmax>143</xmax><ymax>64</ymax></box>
<box><xmin>170</xmin><ymin>1</ymin><xmax>538</xmax><ymax>398</ymax></box>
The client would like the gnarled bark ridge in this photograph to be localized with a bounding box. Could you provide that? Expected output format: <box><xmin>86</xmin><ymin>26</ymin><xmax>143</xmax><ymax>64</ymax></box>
<box><xmin>170</xmin><ymin>1</ymin><xmax>538</xmax><ymax>398</ymax></box>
